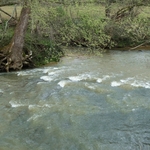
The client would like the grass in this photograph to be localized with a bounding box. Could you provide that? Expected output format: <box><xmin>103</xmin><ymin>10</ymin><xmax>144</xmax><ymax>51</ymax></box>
<box><xmin>70</xmin><ymin>3</ymin><xmax>106</xmax><ymax>18</ymax></box>
<box><xmin>138</xmin><ymin>6</ymin><xmax>150</xmax><ymax>18</ymax></box>
<box><xmin>0</xmin><ymin>6</ymin><xmax>21</xmax><ymax>50</ymax></box>
<box><xmin>0</xmin><ymin>6</ymin><xmax>21</xmax><ymax>20</ymax></box>
<box><xmin>1</xmin><ymin>4</ymin><xmax>149</xmax><ymax>21</ymax></box>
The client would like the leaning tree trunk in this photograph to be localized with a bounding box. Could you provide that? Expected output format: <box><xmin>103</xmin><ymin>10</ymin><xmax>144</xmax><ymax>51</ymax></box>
<box><xmin>2</xmin><ymin>3</ymin><xmax>30</xmax><ymax>72</ymax></box>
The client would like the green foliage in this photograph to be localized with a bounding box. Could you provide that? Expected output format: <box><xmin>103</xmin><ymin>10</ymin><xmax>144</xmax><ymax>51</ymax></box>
<box><xmin>24</xmin><ymin>34</ymin><xmax>64</xmax><ymax>66</ymax></box>
<box><xmin>29</xmin><ymin>0</ymin><xmax>150</xmax><ymax>50</ymax></box>
<box><xmin>0</xmin><ymin>22</ymin><xmax>14</xmax><ymax>48</ymax></box>
<box><xmin>29</xmin><ymin>1</ymin><xmax>114</xmax><ymax>51</ymax></box>
<box><xmin>105</xmin><ymin>16</ymin><xmax>150</xmax><ymax>47</ymax></box>
<box><xmin>1</xmin><ymin>0</ymin><xmax>150</xmax><ymax>58</ymax></box>
<box><xmin>59</xmin><ymin>13</ymin><xmax>113</xmax><ymax>49</ymax></box>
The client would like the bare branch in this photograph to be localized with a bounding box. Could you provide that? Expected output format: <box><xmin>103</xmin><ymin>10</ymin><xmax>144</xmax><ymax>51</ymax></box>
<box><xmin>130</xmin><ymin>41</ymin><xmax>149</xmax><ymax>50</ymax></box>
<box><xmin>0</xmin><ymin>8</ymin><xmax>17</xmax><ymax>20</ymax></box>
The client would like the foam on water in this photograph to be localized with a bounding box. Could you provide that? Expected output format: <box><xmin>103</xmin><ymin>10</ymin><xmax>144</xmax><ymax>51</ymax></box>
<box><xmin>28</xmin><ymin>104</ymin><xmax>52</xmax><ymax>110</ymax></box>
<box><xmin>40</xmin><ymin>67</ymin><xmax>68</xmax><ymax>83</ymax></box>
<box><xmin>48</xmin><ymin>72</ymin><xmax>56</xmax><ymax>75</ymax></box>
<box><xmin>68</xmin><ymin>74</ymin><xmax>91</xmax><ymax>81</ymax></box>
<box><xmin>37</xmin><ymin>82</ymin><xmax>46</xmax><ymax>85</ymax></box>
<box><xmin>40</xmin><ymin>76</ymin><xmax>53</xmax><ymax>82</ymax></box>
<box><xmin>17</xmin><ymin>69</ymin><xmax>44</xmax><ymax>76</ymax></box>
<box><xmin>17</xmin><ymin>72</ymin><xmax>31</xmax><ymax>76</ymax></box>
<box><xmin>9</xmin><ymin>101</ymin><xmax>53</xmax><ymax>109</ymax></box>
<box><xmin>96</xmin><ymin>78</ymin><xmax>103</xmax><ymax>83</ymax></box>
<box><xmin>27</xmin><ymin>114</ymin><xmax>42</xmax><ymax>122</ymax></box>
<box><xmin>57</xmin><ymin>74</ymin><xmax>116</xmax><ymax>88</ymax></box>
<box><xmin>111</xmin><ymin>81</ymin><xmax>122</xmax><ymax>87</ymax></box>
<box><xmin>43</xmin><ymin>69</ymin><xmax>51</xmax><ymax>74</ymax></box>
<box><xmin>68</xmin><ymin>74</ymin><xmax>112</xmax><ymax>82</ymax></box>
<box><xmin>0</xmin><ymin>89</ymin><xmax>4</xmax><ymax>93</ymax></box>
<box><xmin>9</xmin><ymin>100</ymin><xmax>26</xmax><ymax>108</ymax></box>
<box><xmin>131</xmin><ymin>80</ymin><xmax>150</xmax><ymax>89</ymax></box>
<box><xmin>85</xmin><ymin>83</ymin><xmax>95</xmax><ymax>90</ymax></box>
<box><xmin>96</xmin><ymin>75</ymin><xmax>112</xmax><ymax>83</ymax></box>
<box><xmin>58</xmin><ymin>80</ymin><xmax>71</xmax><ymax>87</ymax></box>
<box><xmin>16</xmin><ymin>67</ymin><xmax>63</xmax><ymax>78</ymax></box>
<box><xmin>111</xmin><ymin>77</ymin><xmax>150</xmax><ymax>89</ymax></box>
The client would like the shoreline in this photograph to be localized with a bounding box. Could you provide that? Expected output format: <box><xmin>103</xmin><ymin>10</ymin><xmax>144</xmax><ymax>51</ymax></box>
<box><xmin>111</xmin><ymin>45</ymin><xmax>150</xmax><ymax>51</ymax></box>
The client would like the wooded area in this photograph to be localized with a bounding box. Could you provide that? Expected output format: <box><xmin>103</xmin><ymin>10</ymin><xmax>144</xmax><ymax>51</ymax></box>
<box><xmin>0</xmin><ymin>0</ymin><xmax>150</xmax><ymax>72</ymax></box>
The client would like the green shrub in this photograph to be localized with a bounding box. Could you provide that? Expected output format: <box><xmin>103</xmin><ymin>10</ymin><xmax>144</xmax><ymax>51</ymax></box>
<box><xmin>24</xmin><ymin>34</ymin><xmax>64</xmax><ymax>66</ymax></box>
<box><xmin>30</xmin><ymin>1</ymin><xmax>114</xmax><ymax>50</ymax></box>
<box><xmin>105</xmin><ymin>17</ymin><xmax>150</xmax><ymax>47</ymax></box>
<box><xmin>0</xmin><ymin>23</ymin><xmax>14</xmax><ymax>48</ymax></box>
<box><xmin>58</xmin><ymin>14</ymin><xmax>113</xmax><ymax>49</ymax></box>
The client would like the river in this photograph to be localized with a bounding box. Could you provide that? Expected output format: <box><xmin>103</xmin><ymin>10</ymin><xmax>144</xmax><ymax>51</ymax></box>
<box><xmin>0</xmin><ymin>50</ymin><xmax>150</xmax><ymax>150</ymax></box>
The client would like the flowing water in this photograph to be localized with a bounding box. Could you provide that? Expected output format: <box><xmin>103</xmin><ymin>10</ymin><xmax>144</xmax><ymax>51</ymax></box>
<box><xmin>0</xmin><ymin>50</ymin><xmax>150</xmax><ymax>150</ymax></box>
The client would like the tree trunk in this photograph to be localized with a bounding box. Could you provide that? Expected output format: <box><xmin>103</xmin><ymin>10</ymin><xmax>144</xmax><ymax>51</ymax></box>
<box><xmin>5</xmin><ymin>3</ymin><xmax>30</xmax><ymax>71</ymax></box>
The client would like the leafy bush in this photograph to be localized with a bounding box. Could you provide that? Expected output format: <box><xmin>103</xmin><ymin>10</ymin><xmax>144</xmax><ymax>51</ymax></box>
<box><xmin>0</xmin><ymin>23</ymin><xmax>14</xmax><ymax>48</ymax></box>
<box><xmin>30</xmin><ymin>1</ymin><xmax>114</xmax><ymax>50</ymax></box>
<box><xmin>105</xmin><ymin>17</ymin><xmax>150</xmax><ymax>47</ymax></box>
<box><xmin>58</xmin><ymin>13</ymin><xmax>113</xmax><ymax>49</ymax></box>
<box><xmin>24</xmin><ymin>34</ymin><xmax>64</xmax><ymax>66</ymax></box>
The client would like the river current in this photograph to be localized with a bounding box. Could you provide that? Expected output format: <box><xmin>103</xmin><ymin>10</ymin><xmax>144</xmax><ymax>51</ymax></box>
<box><xmin>0</xmin><ymin>50</ymin><xmax>150</xmax><ymax>150</ymax></box>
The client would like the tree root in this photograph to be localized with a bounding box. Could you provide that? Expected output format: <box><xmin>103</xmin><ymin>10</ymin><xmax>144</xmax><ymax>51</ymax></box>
<box><xmin>0</xmin><ymin>51</ymin><xmax>33</xmax><ymax>72</ymax></box>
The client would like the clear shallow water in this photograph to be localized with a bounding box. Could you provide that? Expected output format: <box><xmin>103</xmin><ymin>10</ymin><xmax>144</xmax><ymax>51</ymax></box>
<box><xmin>0</xmin><ymin>50</ymin><xmax>150</xmax><ymax>150</ymax></box>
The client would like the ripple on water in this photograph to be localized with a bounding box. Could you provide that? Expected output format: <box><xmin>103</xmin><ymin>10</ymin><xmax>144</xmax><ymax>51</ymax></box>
<box><xmin>0</xmin><ymin>51</ymin><xmax>150</xmax><ymax>150</ymax></box>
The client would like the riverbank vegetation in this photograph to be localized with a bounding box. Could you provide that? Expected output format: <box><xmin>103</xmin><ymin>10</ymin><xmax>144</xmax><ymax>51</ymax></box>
<box><xmin>0</xmin><ymin>0</ymin><xmax>150</xmax><ymax>71</ymax></box>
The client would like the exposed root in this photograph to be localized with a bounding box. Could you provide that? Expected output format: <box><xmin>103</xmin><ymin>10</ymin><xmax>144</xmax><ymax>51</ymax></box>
<box><xmin>0</xmin><ymin>50</ymin><xmax>33</xmax><ymax>72</ymax></box>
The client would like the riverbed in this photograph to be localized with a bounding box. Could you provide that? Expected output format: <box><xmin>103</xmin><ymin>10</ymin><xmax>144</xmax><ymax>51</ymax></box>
<box><xmin>0</xmin><ymin>50</ymin><xmax>150</xmax><ymax>150</ymax></box>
